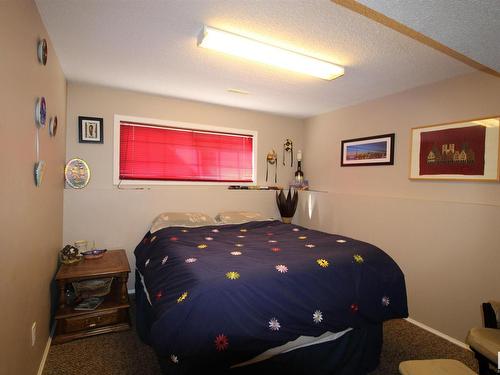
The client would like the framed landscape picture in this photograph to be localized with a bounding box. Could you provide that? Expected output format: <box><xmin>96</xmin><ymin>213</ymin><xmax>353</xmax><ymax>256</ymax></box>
<box><xmin>409</xmin><ymin>116</ymin><xmax>500</xmax><ymax>181</ymax></box>
<box><xmin>341</xmin><ymin>133</ymin><xmax>395</xmax><ymax>166</ymax></box>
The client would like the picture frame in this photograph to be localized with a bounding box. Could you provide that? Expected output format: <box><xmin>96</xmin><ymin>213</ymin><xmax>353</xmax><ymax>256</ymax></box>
<box><xmin>341</xmin><ymin>133</ymin><xmax>395</xmax><ymax>167</ymax></box>
<box><xmin>409</xmin><ymin>116</ymin><xmax>500</xmax><ymax>181</ymax></box>
<box><xmin>78</xmin><ymin>116</ymin><xmax>103</xmax><ymax>143</ymax></box>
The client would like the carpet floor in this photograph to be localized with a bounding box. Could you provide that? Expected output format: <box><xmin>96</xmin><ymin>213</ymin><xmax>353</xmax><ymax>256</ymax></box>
<box><xmin>43</xmin><ymin>301</ymin><xmax>478</xmax><ymax>375</ymax></box>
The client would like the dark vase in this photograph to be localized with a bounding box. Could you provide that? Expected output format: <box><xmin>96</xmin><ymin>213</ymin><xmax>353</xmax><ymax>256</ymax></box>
<box><xmin>276</xmin><ymin>189</ymin><xmax>298</xmax><ymax>223</ymax></box>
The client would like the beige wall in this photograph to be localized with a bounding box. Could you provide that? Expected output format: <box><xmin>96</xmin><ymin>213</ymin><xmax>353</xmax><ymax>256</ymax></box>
<box><xmin>64</xmin><ymin>82</ymin><xmax>304</xmax><ymax>288</ymax></box>
<box><xmin>0</xmin><ymin>1</ymin><xmax>67</xmax><ymax>374</ymax></box>
<box><xmin>298</xmin><ymin>71</ymin><xmax>500</xmax><ymax>341</ymax></box>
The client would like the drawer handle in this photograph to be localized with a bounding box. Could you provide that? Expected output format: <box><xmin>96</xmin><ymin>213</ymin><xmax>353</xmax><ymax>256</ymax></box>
<box><xmin>89</xmin><ymin>323</ymin><xmax>97</xmax><ymax>328</ymax></box>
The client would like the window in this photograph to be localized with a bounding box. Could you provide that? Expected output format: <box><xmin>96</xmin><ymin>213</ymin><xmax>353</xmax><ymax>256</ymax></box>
<box><xmin>114</xmin><ymin>115</ymin><xmax>257</xmax><ymax>185</ymax></box>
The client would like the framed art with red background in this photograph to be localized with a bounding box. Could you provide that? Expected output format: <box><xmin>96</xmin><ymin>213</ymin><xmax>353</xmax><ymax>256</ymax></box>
<box><xmin>409</xmin><ymin>116</ymin><xmax>500</xmax><ymax>181</ymax></box>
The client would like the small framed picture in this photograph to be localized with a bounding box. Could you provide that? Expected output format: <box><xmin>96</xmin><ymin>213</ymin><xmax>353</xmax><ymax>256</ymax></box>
<box><xmin>78</xmin><ymin>116</ymin><xmax>103</xmax><ymax>143</ymax></box>
<box><xmin>341</xmin><ymin>133</ymin><xmax>395</xmax><ymax>166</ymax></box>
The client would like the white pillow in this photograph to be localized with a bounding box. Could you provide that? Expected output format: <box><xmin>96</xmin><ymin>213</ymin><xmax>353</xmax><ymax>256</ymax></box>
<box><xmin>150</xmin><ymin>212</ymin><xmax>216</xmax><ymax>233</ymax></box>
<box><xmin>215</xmin><ymin>211</ymin><xmax>271</xmax><ymax>225</ymax></box>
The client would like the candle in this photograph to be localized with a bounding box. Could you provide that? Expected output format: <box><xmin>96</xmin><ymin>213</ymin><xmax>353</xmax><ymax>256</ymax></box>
<box><xmin>297</xmin><ymin>150</ymin><xmax>302</xmax><ymax>161</ymax></box>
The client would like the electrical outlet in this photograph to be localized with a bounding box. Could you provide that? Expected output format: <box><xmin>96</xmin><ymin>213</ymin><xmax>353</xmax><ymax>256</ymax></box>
<box><xmin>31</xmin><ymin>321</ymin><xmax>36</xmax><ymax>347</ymax></box>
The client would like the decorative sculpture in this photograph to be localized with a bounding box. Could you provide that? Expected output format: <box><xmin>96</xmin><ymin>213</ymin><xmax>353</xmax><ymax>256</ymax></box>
<box><xmin>266</xmin><ymin>150</ymin><xmax>278</xmax><ymax>183</ymax></box>
<box><xmin>283</xmin><ymin>139</ymin><xmax>293</xmax><ymax>167</ymax></box>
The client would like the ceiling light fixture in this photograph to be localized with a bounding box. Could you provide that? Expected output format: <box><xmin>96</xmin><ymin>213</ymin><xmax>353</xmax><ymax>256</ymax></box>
<box><xmin>197</xmin><ymin>26</ymin><xmax>344</xmax><ymax>81</ymax></box>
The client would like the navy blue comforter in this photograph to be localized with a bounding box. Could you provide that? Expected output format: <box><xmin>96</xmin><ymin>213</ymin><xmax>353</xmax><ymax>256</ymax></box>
<box><xmin>135</xmin><ymin>220</ymin><xmax>407</xmax><ymax>371</ymax></box>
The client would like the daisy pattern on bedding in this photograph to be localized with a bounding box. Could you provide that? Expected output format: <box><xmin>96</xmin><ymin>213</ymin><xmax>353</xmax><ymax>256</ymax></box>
<box><xmin>197</xmin><ymin>244</ymin><xmax>208</xmax><ymax>249</ymax></box>
<box><xmin>226</xmin><ymin>271</ymin><xmax>240</xmax><ymax>280</ymax></box>
<box><xmin>275</xmin><ymin>264</ymin><xmax>288</xmax><ymax>273</ymax></box>
<box><xmin>313</xmin><ymin>310</ymin><xmax>323</xmax><ymax>324</ymax></box>
<box><xmin>382</xmin><ymin>296</ymin><xmax>390</xmax><ymax>306</ymax></box>
<box><xmin>155</xmin><ymin>290</ymin><xmax>163</xmax><ymax>301</ymax></box>
<box><xmin>353</xmin><ymin>254</ymin><xmax>364</xmax><ymax>263</ymax></box>
<box><xmin>170</xmin><ymin>354</ymin><xmax>179</xmax><ymax>364</ymax></box>
<box><xmin>134</xmin><ymin>220</ymin><xmax>409</xmax><ymax>371</ymax></box>
<box><xmin>268</xmin><ymin>317</ymin><xmax>281</xmax><ymax>331</ymax></box>
<box><xmin>214</xmin><ymin>334</ymin><xmax>229</xmax><ymax>351</ymax></box>
<box><xmin>177</xmin><ymin>291</ymin><xmax>188</xmax><ymax>303</ymax></box>
<box><xmin>317</xmin><ymin>259</ymin><xmax>329</xmax><ymax>267</ymax></box>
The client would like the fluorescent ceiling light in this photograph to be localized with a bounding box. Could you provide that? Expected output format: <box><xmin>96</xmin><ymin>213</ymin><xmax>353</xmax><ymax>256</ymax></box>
<box><xmin>197</xmin><ymin>26</ymin><xmax>344</xmax><ymax>81</ymax></box>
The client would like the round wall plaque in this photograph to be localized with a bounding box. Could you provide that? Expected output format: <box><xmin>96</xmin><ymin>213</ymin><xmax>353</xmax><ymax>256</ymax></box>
<box><xmin>35</xmin><ymin>97</ymin><xmax>47</xmax><ymax>128</ymax></box>
<box><xmin>37</xmin><ymin>39</ymin><xmax>48</xmax><ymax>65</ymax></box>
<box><xmin>34</xmin><ymin>160</ymin><xmax>45</xmax><ymax>187</ymax></box>
<box><xmin>49</xmin><ymin>116</ymin><xmax>58</xmax><ymax>136</ymax></box>
<box><xmin>65</xmin><ymin>158</ymin><xmax>91</xmax><ymax>189</ymax></box>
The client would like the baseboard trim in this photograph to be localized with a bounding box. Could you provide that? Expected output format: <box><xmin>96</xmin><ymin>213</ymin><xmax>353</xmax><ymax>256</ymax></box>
<box><xmin>37</xmin><ymin>324</ymin><xmax>55</xmax><ymax>375</ymax></box>
<box><xmin>405</xmin><ymin>317</ymin><xmax>471</xmax><ymax>351</ymax></box>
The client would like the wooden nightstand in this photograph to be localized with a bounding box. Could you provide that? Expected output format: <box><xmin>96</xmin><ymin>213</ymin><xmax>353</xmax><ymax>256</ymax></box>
<box><xmin>54</xmin><ymin>249</ymin><xmax>131</xmax><ymax>344</ymax></box>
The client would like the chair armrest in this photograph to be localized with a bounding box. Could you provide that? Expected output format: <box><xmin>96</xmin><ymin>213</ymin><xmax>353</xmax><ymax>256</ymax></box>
<box><xmin>482</xmin><ymin>303</ymin><xmax>498</xmax><ymax>329</ymax></box>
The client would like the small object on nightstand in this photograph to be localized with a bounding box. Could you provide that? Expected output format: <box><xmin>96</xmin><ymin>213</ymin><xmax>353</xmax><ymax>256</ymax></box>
<box><xmin>72</xmin><ymin>277</ymin><xmax>113</xmax><ymax>298</ymax></box>
<box><xmin>74</xmin><ymin>240</ymin><xmax>88</xmax><ymax>253</ymax></box>
<box><xmin>81</xmin><ymin>249</ymin><xmax>107</xmax><ymax>260</ymax></box>
<box><xmin>74</xmin><ymin>297</ymin><xmax>104</xmax><ymax>311</ymax></box>
<box><xmin>59</xmin><ymin>245</ymin><xmax>83</xmax><ymax>265</ymax></box>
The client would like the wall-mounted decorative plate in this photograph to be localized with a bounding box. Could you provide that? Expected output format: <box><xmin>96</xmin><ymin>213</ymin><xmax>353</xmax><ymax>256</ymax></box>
<box><xmin>34</xmin><ymin>160</ymin><xmax>45</xmax><ymax>187</ymax></box>
<box><xmin>37</xmin><ymin>39</ymin><xmax>48</xmax><ymax>65</ymax></box>
<box><xmin>35</xmin><ymin>97</ymin><xmax>47</xmax><ymax>128</ymax></box>
<box><xmin>65</xmin><ymin>158</ymin><xmax>91</xmax><ymax>189</ymax></box>
<box><xmin>49</xmin><ymin>116</ymin><xmax>58</xmax><ymax>136</ymax></box>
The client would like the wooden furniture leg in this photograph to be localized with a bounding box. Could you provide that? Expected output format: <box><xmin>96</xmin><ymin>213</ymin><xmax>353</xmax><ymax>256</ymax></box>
<box><xmin>120</xmin><ymin>273</ymin><xmax>128</xmax><ymax>302</ymax></box>
<box><xmin>58</xmin><ymin>279</ymin><xmax>66</xmax><ymax>309</ymax></box>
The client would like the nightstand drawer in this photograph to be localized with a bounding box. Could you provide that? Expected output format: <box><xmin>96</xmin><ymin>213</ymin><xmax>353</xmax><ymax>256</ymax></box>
<box><xmin>64</xmin><ymin>309</ymin><xmax>120</xmax><ymax>333</ymax></box>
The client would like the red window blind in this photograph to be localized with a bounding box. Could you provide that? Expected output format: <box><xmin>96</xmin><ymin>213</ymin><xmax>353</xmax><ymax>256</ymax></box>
<box><xmin>119</xmin><ymin>122</ymin><xmax>254</xmax><ymax>182</ymax></box>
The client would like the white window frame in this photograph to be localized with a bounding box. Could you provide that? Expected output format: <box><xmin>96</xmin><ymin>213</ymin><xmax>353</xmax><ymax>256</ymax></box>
<box><xmin>113</xmin><ymin>114</ymin><xmax>258</xmax><ymax>186</ymax></box>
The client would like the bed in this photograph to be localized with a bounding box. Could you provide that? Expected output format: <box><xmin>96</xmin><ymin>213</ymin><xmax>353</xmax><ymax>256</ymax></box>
<box><xmin>134</xmin><ymin>219</ymin><xmax>408</xmax><ymax>374</ymax></box>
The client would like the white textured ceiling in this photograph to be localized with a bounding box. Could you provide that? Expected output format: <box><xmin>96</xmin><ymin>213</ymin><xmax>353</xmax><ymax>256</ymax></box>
<box><xmin>357</xmin><ymin>0</ymin><xmax>500</xmax><ymax>72</ymax></box>
<box><xmin>35</xmin><ymin>0</ymin><xmax>475</xmax><ymax>118</ymax></box>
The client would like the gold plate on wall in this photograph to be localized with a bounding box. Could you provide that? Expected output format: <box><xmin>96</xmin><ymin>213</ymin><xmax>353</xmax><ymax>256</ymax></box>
<box><xmin>65</xmin><ymin>158</ymin><xmax>91</xmax><ymax>189</ymax></box>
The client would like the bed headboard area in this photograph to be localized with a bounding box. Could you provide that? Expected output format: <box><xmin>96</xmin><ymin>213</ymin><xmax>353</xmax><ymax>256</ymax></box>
<box><xmin>63</xmin><ymin>82</ymin><xmax>304</xmax><ymax>288</ymax></box>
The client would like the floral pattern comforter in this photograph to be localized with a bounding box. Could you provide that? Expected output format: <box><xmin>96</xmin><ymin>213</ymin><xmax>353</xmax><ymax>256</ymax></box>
<box><xmin>134</xmin><ymin>220</ymin><xmax>408</xmax><ymax>372</ymax></box>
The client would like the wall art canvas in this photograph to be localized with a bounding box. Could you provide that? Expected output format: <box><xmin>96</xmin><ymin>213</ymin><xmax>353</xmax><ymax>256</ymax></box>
<box><xmin>341</xmin><ymin>133</ymin><xmax>395</xmax><ymax>166</ymax></box>
<box><xmin>409</xmin><ymin>116</ymin><xmax>499</xmax><ymax>181</ymax></box>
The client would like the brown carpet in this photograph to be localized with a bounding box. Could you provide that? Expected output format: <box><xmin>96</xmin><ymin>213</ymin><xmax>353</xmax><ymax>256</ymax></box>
<box><xmin>43</xmin><ymin>301</ymin><xmax>478</xmax><ymax>375</ymax></box>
